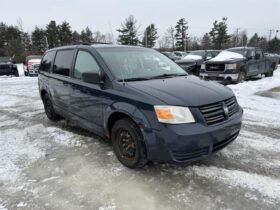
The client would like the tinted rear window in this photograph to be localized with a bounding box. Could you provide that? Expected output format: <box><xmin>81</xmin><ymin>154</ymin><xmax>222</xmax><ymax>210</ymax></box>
<box><xmin>39</xmin><ymin>51</ymin><xmax>55</xmax><ymax>72</ymax></box>
<box><xmin>53</xmin><ymin>50</ymin><xmax>74</xmax><ymax>76</ymax></box>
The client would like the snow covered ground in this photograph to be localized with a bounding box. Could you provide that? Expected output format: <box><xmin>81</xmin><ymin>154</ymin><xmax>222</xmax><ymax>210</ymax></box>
<box><xmin>0</xmin><ymin>68</ymin><xmax>280</xmax><ymax>210</ymax></box>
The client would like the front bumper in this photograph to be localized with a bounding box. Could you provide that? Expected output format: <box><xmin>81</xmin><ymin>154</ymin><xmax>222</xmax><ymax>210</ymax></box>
<box><xmin>200</xmin><ymin>72</ymin><xmax>239</xmax><ymax>82</ymax></box>
<box><xmin>143</xmin><ymin>107</ymin><xmax>243</xmax><ymax>163</ymax></box>
<box><xmin>28</xmin><ymin>69</ymin><xmax>38</xmax><ymax>76</ymax></box>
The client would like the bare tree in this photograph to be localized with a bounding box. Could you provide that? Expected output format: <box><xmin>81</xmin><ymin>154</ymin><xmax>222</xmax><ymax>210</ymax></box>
<box><xmin>166</xmin><ymin>26</ymin><xmax>175</xmax><ymax>50</ymax></box>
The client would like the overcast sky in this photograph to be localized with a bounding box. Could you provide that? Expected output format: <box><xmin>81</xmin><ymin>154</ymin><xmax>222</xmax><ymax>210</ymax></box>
<box><xmin>1</xmin><ymin>0</ymin><xmax>280</xmax><ymax>39</ymax></box>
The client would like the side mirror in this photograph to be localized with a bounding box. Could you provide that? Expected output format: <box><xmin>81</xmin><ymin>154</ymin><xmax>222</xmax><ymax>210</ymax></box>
<box><xmin>255</xmin><ymin>54</ymin><xmax>260</xmax><ymax>60</ymax></box>
<box><xmin>82</xmin><ymin>71</ymin><xmax>105</xmax><ymax>84</ymax></box>
<box><xmin>206</xmin><ymin>56</ymin><xmax>212</xmax><ymax>60</ymax></box>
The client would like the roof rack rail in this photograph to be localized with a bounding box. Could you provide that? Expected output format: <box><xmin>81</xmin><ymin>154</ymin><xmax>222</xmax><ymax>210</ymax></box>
<box><xmin>73</xmin><ymin>41</ymin><xmax>113</xmax><ymax>45</ymax></box>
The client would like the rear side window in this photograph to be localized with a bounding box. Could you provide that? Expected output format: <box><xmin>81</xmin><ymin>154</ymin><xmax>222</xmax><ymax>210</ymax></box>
<box><xmin>74</xmin><ymin>50</ymin><xmax>100</xmax><ymax>79</ymax></box>
<box><xmin>53</xmin><ymin>50</ymin><xmax>74</xmax><ymax>76</ymax></box>
<box><xmin>40</xmin><ymin>51</ymin><xmax>55</xmax><ymax>72</ymax></box>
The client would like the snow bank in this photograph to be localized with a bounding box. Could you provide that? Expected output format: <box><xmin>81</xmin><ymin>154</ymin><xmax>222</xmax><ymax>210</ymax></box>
<box><xmin>182</xmin><ymin>54</ymin><xmax>202</xmax><ymax>60</ymax></box>
<box><xmin>228</xmin><ymin>68</ymin><xmax>280</xmax><ymax>126</ymax></box>
<box><xmin>15</xmin><ymin>63</ymin><xmax>24</xmax><ymax>76</ymax></box>
<box><xmin>210</xmin><ymin>51</ymin><xmax>244</xmax><ymax>62</ymax></box>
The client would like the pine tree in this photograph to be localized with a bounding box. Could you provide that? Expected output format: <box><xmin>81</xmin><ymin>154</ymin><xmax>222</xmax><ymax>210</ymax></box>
<box><xmin>0</xmin><ymin>22</ymin><xmax>7</xmax><ymax>56</ymax></box>
<box><xmin>4</xmin><ymin>25</ymin><xmax>25</xmax><ymax>62</ymax></box>
<box><xmin>21</xmin><ymin>32</ymin><xmax>32</xmax><ymax>55</ymax></box>
<box><xmin>267</xmin><ymin>37</ymin><xmax>280</xmax><ymax>53</ymax></box>
<box><xmin>80</xmin><ymin>27</ymin><xmax>93</xmax><ymax>43</ymax></box>
<box><xmin>248</xmin><ymin>33</ymin><xmax>259</xmax><ymax>47</ymax></box>
<box><xmin>142</xmin><ymin>24</ymin><xmax>158</xmax><ymax>48</ymax></box>
<box><xmin>46</xmin><ymin>20</ymin><xmax>59</xmax><ymax>48</ymax></box>
<box><xmin>117</xmin><ymin>15</ymin><xmax>140</xmax><ymax>45</ymax></box>
<box><xmin>31</xmin><ymin>26</ymin><xmax>47</xmax><ymax>54</ymax></box>
<box><xmin>72</xmin><ymin>30</ymin><xmax>81</xmax><ymax>43</ymax></box>
<box><xmin>209</xmin><ymin>18</ymin><xmax>231</xmax><ymax>49</ymax></box>
<box><xmin>175</xmin><ymin>18</ymin><xmax>188</xmax><ymax>51</ymax></box>
<box><xmin>58</xmin><ymin>21</ymin><xmax>73</xmax><ymax>46</ymax></box>
<box><xmin>201</xmin><ymin>33</ymin><xmax>211</xmax><ymax>50</ymax></box>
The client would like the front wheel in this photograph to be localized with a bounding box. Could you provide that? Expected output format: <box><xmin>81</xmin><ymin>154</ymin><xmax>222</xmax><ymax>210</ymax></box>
<box><xmin>111</xmin><ymin>118</ymin><xmax>147</xmax><ymax>168</ymax></box>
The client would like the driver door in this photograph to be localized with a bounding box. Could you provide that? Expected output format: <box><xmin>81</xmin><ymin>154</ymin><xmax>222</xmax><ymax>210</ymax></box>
<box><xmin>247</xmin><ymin>49</ymin><xmax>258</xmax><ymax>76</ymax></box>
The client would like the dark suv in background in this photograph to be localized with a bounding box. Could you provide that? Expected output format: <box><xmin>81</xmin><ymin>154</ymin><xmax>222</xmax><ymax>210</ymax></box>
<box><xmin>176</xmin><ymin>50</ymin><xmax>220</xmax><ymax>75</ymax></box>
<box><xmin>0</xmin><ymin>57</ymin><xmax>18</xmax><ymax>77</ymax></box>
<box><xmin>38</xmin><ymin>44</ymin><xmax>243</xmax><ymax>168</ymax></box>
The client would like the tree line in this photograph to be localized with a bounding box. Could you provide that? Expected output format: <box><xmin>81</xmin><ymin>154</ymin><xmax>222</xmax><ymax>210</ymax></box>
<box><xmin>0</xmin><ymin>16</ymin><xmax>279</xmax><ymax>62</ymax></box>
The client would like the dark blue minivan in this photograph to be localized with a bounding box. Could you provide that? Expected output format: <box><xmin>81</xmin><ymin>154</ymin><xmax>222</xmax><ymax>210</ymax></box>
<box><xmin>38</xmin><ymin>44</ymin><xmax>243</xmax><ymax>168</ymax></box>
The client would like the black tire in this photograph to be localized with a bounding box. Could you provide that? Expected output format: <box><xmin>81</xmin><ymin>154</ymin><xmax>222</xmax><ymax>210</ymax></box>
<box><xmin>265</xmin><ymin>70</ymin><xmax>274</xmax><ymax>77</ymax></box>
<box><xmin>111</xmin><ymin>118</ymin><xmax>147</xmax><ymax>168</ymax></box>
<box><xmin>236</xmin><ymin>71</ymin><xmax>246</xmax><ymax>83</ymax></box>
<box><xmin>43</xmin><ymin>94</ymin><xmax>61</xmax><ymax>121</ymax></box>
<box><xmin>14</xmin><ymin>70</ymin><xmax>19</xmax><ymax>77</ymax></box>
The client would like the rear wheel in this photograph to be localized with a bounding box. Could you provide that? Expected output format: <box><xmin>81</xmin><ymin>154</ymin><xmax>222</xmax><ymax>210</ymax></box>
<box><xmin>111</xmin><ymin>118</ymin><xmax>147</xmax><ymax>168</ymax></box>
<box><xmin>43</xmin><ymin>94</ymin><xmax>61</xmax><ymax>121</ymax></box>
<box><xmin>265</xmin><ymin>70</ymin><xmax>274</xmax><ymax>77</ymax></box>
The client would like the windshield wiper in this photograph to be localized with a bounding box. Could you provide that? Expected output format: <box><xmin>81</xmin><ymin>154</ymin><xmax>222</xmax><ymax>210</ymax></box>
<box><xmin>149</xmin><ymin>73</ymin><xmax>187</xmax><ymax>79</ymax></box>
<box><xmin>120</xmin><ymin>77</ymin><xmax>152</xmax><ymax>82</ymax></box>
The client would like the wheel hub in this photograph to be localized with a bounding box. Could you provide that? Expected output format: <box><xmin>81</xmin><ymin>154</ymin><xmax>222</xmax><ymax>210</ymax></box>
<box><xmin>118</xmin><ymin>130</ymin><xmax>136</xmax><ymax>159</ymax></box>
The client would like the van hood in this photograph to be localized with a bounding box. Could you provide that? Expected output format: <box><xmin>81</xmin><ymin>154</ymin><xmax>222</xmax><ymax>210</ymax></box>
<box><xmin>126</xmin><ymin>76</ymin><xmax>234</xmax><ymax>107</ymax></box>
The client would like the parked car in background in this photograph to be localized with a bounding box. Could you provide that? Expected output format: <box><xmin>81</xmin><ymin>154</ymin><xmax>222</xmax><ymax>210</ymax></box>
<box><xmin>176</xmin><ymin>50</ymin><xmax>220</xmax><ymax>75</ymax></box>
<box><xmin>38</xmin><ymin>44</ymin><xmax>243</xmax><ymax>168</ymax></box>
<box><xmin>174</xmin><ymin>51</ymin><xmax>188</xmax><ymax>58</ymax></box>
<box><xmin>0</xmin><ymin>57</ymin><xmax>18</xmax><ymax>77</ymax></box>
<box><xmin>161</xmin><ymin>51</ymin><xmax>181</xmax><ymax>61</ymax></box>
<box><xmin>200</xmin><ymin>47</ymin><xmax>279</xmax><ymax>84</ymax></box>
<box><xmin>24</xmin><ymin>55</ymin><xmax>42</xmax><ymax>76</ymax></box>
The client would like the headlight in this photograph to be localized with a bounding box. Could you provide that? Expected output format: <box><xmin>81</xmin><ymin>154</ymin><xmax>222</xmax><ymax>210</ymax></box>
<box><xmin>154</xmin><ymin>105</ymin><xmax>195</xmax><ymax>124</ymax></box>
<box><xmin>225</xmin><ymin>64</ymin><xmax>237</xmax><ymax>70</ymax></box>
<box><xmin>201</xmin><ymin>64</ymin><xmax>206</xmax><ymax>70</ymax></box>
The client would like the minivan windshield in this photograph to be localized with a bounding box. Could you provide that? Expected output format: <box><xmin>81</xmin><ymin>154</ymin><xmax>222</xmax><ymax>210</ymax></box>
<box><xmin>97</xmin><ymin>48</ymin><xmax>187</xmax><ymax>81</ymax></box>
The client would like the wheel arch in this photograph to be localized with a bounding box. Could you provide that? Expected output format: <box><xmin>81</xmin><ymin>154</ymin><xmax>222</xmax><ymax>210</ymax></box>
<box><xmin>105</xmin><ymin>102</ymin><xmax>152</xmax><ymax>139</ymax></box>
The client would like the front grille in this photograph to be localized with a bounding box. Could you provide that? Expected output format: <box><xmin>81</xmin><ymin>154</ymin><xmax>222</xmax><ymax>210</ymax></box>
<box><xmin>206</xmin><ymin>64</ymin><xmax>225</xmax><ymax>72</ymax></box>
<box><xmin>172</xmin><ymin>147</ymin><xmax>209</xmax><ymax>162</ymax></box>
<box><xmin>32</xmin><ymin>64</ymin><xmax>40</xmax><ymax>70</ymax></box>
<box><xmin>0</xmin><ymin>65</ymin><xmax>10</xmax><ymax>70</ymax></box>
<box><xmin>213</xmin><ymin>132</ymin><xmax>239</xmax><ymax>152</ymax></box>
<box><xmin>199</xmin><ymin>97</ymin><xmax>239</xmax><ymax>125</ymax></box>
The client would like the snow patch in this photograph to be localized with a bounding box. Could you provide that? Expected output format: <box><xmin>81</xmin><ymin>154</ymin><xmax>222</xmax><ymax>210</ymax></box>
<box><xmin>182</xmin><ymin>54</ymin><xmax>202</xmax><ymax>60</ymax></box>
<box><xmin>210</xmin><ymin>50</ymin><xmax>244</xmax><ymax>61</ymax></box>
